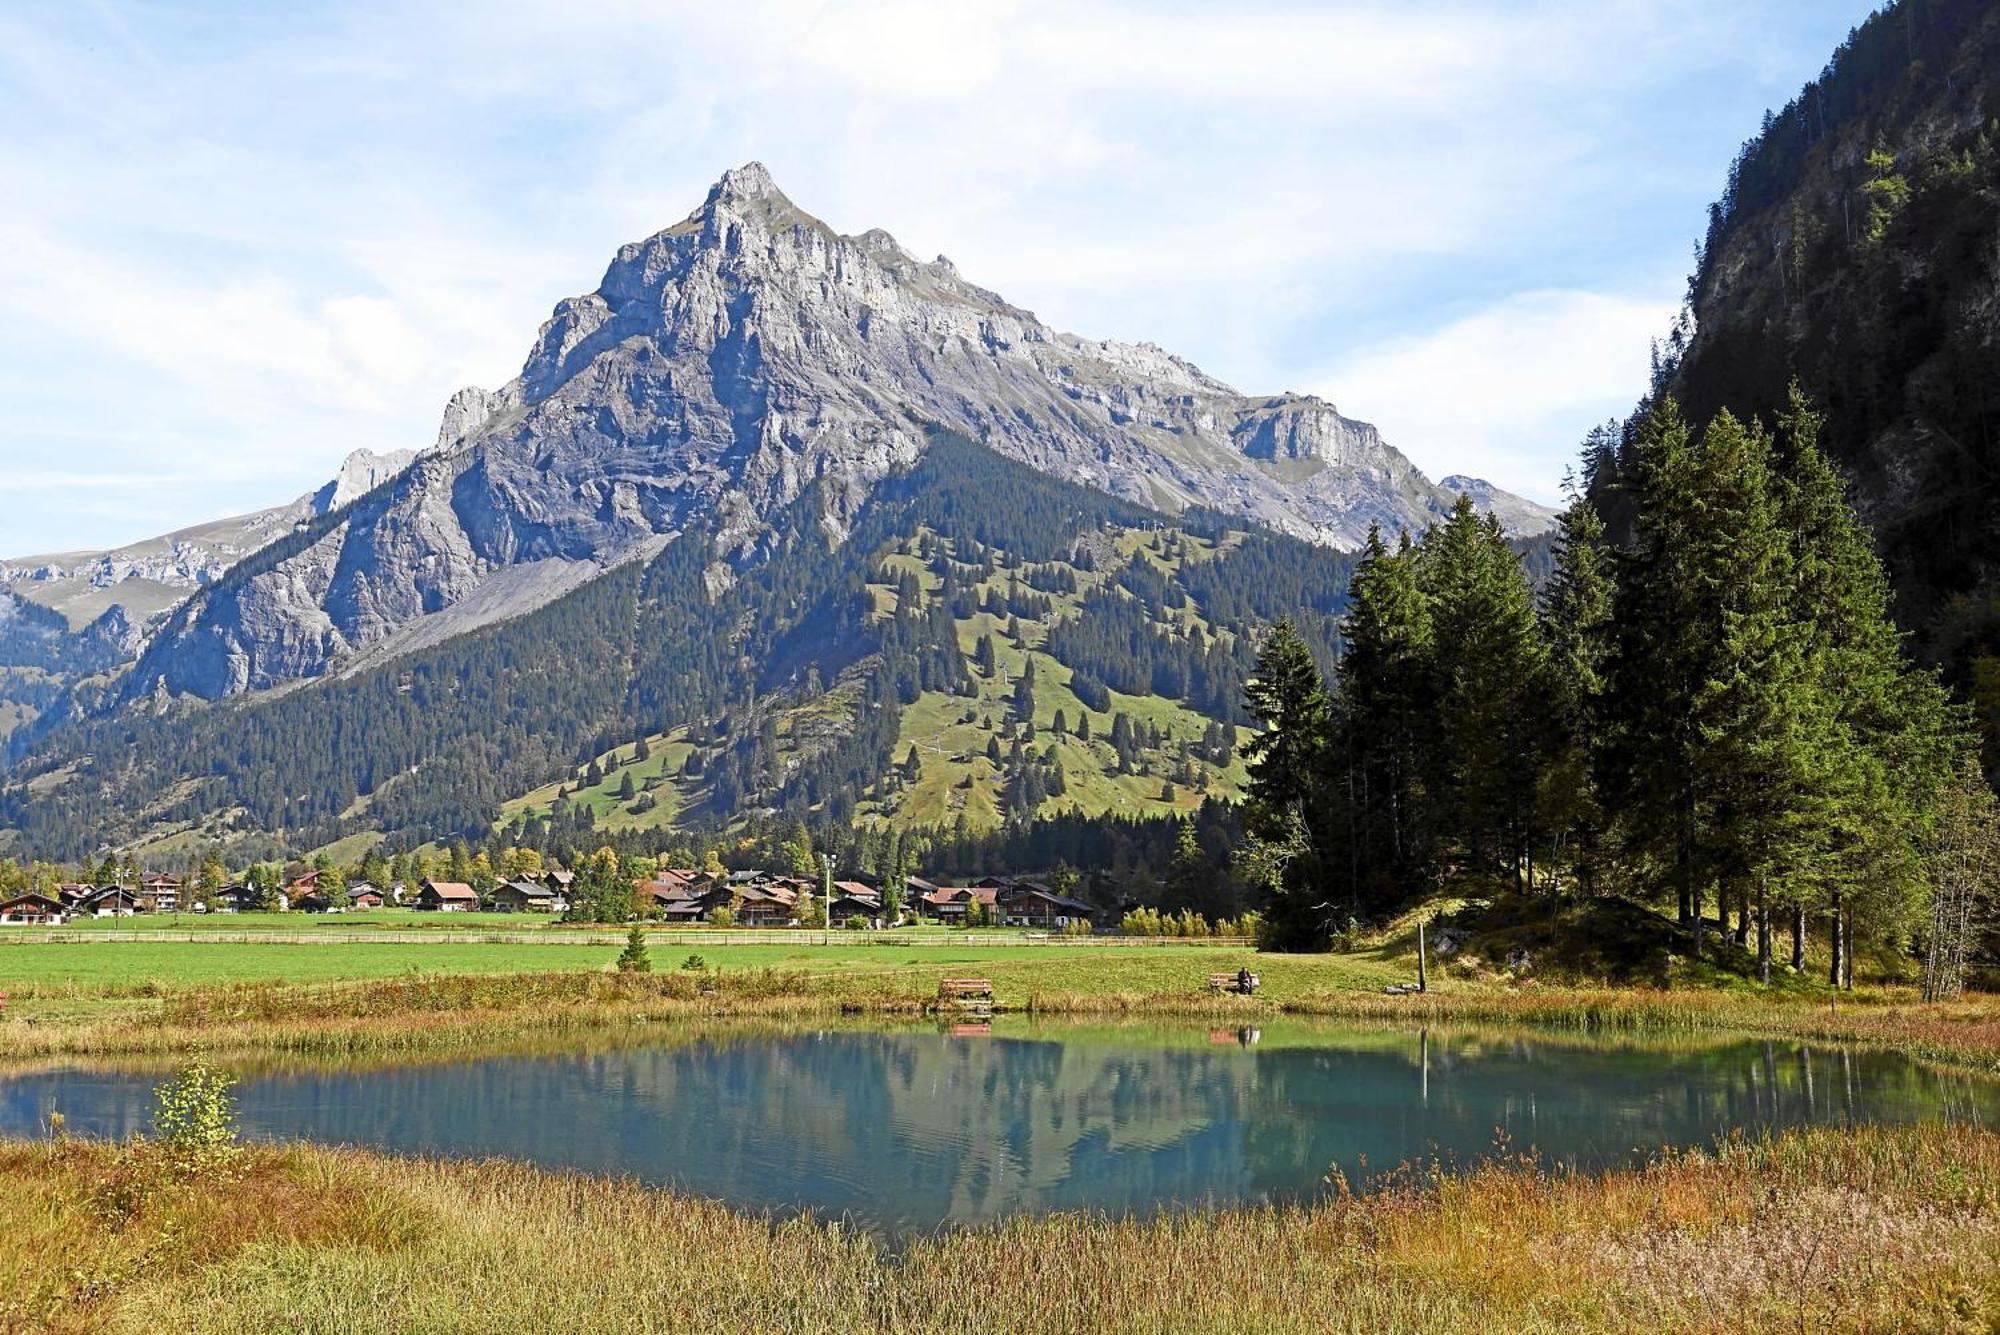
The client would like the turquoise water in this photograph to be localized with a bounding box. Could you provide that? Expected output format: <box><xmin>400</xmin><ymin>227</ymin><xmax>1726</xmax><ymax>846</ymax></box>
<box><xmin>2</xmin><ymin>1023</ymin><xmax>1990</xmax><ymax>1235</ymax></box>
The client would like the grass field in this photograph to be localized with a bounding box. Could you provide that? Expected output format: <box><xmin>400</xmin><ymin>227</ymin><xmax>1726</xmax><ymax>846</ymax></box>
<box><xmin>0</xmin><ymin>937</ymin><xmax>1372</xmax><ymax>1000</ymax></box>
<box><xmin>3</xmin><ymin>924</ymin><xmax>1999</xmax><ymax>1071</ymax></box>
<box><xmin>0</xmin><ymin>940</ymin><xmax>625</xmax><ymax>991</ymax></box>
<box><xmin>4</xmin><ymin>1122</ymin><xmax>1994</xmax><ymax>1332</ymax></box>
<box><xmin>497</xmin><ymin>727</ymin><xmax>702</xmax><ymax>834</ymax></box>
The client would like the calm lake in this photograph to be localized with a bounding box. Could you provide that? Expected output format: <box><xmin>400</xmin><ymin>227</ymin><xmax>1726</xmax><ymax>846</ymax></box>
<box><xmin>3</xmin><ymin>1023</ymin><xmax>1993</xmax><ymax>1235</ymax></box>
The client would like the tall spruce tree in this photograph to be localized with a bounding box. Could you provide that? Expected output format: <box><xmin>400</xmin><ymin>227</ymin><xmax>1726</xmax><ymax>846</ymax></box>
<box><xmin>1241</xmin><ymin>617</ymin><xmax>1334</xmax><ymax>949</ymax></box>
<box><xmin>1774</xmin><ymin>387</ymin><xmax>1963</xmax><ymax>982</ymax></box>
<box><xmin>1335</xmin><ymin>526</ymin><xmax>1435</xmax><ymax>912</ymax></box>
<box><xmin>1419</xmin><ymin>497</ymin><xmax>1549</xmax><ymax>883</ymax></box>
<box><xmin>1682</xmin><ymin>410</ymin><xmax>1837</xmax><ymax>983</ymax></box>
<box><xmin>1538</xmin><ymin>465</ymin><xmax>1615</xmax><ymax>894</ymax></box>
<box><xmin>1607</xmin><ymin>398</ymin><xmax>1710</xmax><ymax>947</ymax></box>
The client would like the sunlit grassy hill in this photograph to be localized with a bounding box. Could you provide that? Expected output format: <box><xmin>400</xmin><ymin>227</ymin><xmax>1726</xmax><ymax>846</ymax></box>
<box><xmin>499</xmin><ymin>521</ymin><xmax>1260</xmax><ymax>837</ymax></box>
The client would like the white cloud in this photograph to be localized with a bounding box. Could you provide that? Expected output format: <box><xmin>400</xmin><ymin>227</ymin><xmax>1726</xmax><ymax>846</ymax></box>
<box><xmin>1320</xmin><ymin>288</ymin><xmax>1681</xmax><ymax>503</ymax></box>
<box><xmin>0</xmin><ymin>1</ymin><xmax>1877</xmax><ymax>554</ymax></box>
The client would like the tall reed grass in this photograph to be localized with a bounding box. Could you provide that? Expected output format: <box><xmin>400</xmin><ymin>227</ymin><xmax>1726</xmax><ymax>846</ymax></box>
<box><xmin>4</xmin><ymin>959</ymin><xmax>1997</xmax><ymax>1068</ymax></box>
<box><xmin>3</xmin><ymin>1123</ymin><xmax>1993</xmax><ymax>1333</ymax></box>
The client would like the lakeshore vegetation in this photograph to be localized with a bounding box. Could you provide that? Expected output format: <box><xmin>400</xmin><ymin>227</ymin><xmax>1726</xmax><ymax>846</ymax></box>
<box><xmin>3</xmin><ymin>935</ymin><xmax>1999</xmax><ymax>1070</ymax></box>
<box><xmin>2</xmin><ymin>1120</ymin><xmax>1994</xmax><ymax>1333</ymax></box>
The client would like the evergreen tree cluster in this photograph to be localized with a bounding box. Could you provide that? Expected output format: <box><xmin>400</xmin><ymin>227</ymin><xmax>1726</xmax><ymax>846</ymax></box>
<box><xmin>1245</xmin><ymin>394</ymin><xmax>1980</xmax><ymax>980</ymax></box>
<box><xmin>1621</xmin><ymin>0</ymin><xmax>2000</xmax><ymax>767</ymax></box>
<box><xmin>1041</xmin><ymin>526</ymin><xmax>1357</xmax><ymax>724</ymax></box>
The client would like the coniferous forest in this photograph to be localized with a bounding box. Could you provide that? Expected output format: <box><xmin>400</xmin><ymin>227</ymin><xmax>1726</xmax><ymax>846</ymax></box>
<box><xmin>1242</xmin><ymin>390</ymin><xmax>1992</xmax><ymax>993</ymax></box>
<box><xmin>0</xmin><ymin>433</ymin><xmax>1358</xmax><ymax>861</ymax></box>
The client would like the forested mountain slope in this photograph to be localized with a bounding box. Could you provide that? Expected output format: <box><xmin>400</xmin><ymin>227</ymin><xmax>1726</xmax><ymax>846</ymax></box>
<box><xmin>1629</xmin><ymin>0</ymin><xmax>2000</xmax><ymax>741</ymax></box>
<box><xmin>0</xmin><ymin>434</ymin><xmax>1393</xmax><ymax>860</ymax></box>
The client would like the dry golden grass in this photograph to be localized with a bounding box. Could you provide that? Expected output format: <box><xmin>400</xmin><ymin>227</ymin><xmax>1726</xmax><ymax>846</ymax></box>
<box><xmin>5</xmin><ymin>960</ymin><xmax>1998</xmax><ymax>1074</ymax></box>
<box><xmin>2</xmin><ymin>1124</ymin><xmax>1994</xmax><ymax>1333</ymax></box>
<box><xmin>1288</xmin><ymin>987</ymin><xmax>2000</xmax><ymax>1071</ymax></box>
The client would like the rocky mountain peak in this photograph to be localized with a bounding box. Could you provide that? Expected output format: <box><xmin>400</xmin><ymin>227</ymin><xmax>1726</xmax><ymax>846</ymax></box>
<box><xmin>125</xmin><ymin>167</ymin><xmax>1553</xmax><ymax>701</ymax></box>
<box><xmin>314</xmin><ymin>448</ymin><xmax>420</xmax><ymax>514</ymax></box>
<box><xmin>436</xmin><ymin>386</ymin><xmax>502</xmax><ymax>451</ymax></box>
<box><xmin>710</xmin><ymin>160</ymin><xmax>781</xmax><ymax>204</ymax></box>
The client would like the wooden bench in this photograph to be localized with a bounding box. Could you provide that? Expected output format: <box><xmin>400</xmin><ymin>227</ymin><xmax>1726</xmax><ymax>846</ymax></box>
<box><xmin>938</xmin><ymin>978</ymin><xmax>994</xmax><ymax>1002</ymax></box>
<box><xmin>1208</xmin><ymin>971</ymin><xmax>1259</xmax><ymax>996</ymax></box>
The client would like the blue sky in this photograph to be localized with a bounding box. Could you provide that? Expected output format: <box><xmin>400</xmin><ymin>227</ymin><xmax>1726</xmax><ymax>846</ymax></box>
<box><xmin>0</xmin><ymin>1</ymin><xmax>1879</xmax><ymax>556</ymax></box>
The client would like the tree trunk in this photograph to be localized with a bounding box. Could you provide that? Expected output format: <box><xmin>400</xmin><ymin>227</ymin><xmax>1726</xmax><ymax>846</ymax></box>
<box><xmin>1734</xmin><ymin>889</ymin><xmax>1751</xmax><ymax>947</ymax></box>
<box><xmin>1790</xmin><ymin>907</ymin><xmax>1806</xmax><ymax>971</ymax></box>
<box><xmin>1842</xmin><ymin>910</ymin><xmax>1854</xmax><ymax>991</ymax></box>
<box><xmin>1756</xmin><ymin>880</ymin><xmax>1770</xmax><ymax>986</ymax></box>
<box><xmin>1828</xmin><ymin>893</ymin><xmax>1844</xmax><ymax>988</ymax></box>
<box><xmin>1691</xmin><ymin>883</ymin><xmax>1704</xmax><ymax>960</ymax></box>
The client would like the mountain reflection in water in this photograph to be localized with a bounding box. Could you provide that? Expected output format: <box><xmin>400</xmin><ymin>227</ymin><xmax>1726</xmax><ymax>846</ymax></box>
<box><xmin>1</xmin><ymin>1024</ymin><xmax>1990</xmax><ymax>1236</ymax></box>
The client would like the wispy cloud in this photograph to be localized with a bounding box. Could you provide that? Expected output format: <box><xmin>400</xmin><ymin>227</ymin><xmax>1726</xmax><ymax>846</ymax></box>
<box><xmin>1318</xmin><ymin>287</ymin><xmax>1682</xmax><ymax>504</ymax></box>
<box><xmin>0</xmin><ymin>0</ymin><xmax>1875</xmax><ymax>555</ymax></box>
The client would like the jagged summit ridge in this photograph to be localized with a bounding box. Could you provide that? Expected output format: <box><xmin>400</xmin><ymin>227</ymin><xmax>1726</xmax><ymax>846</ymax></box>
<box><xmin>131</xmin><ymin>164</ymin><xmax>1552</xmax><ymax>700</ymax></box>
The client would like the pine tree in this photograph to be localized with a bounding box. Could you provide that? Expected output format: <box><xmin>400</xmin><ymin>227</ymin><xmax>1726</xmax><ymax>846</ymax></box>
<box><xmin>1242</xmin><ymin>617</ymin><xmax>1334</xmax><ymax>948</ymax></box>
<box><xmin>1335</xmin><ymin>526</ymin><xmax>1434</xmax><ymax>911</ymax></box>
<box><xmin>1419</xmin><ymin>496</ymin><xmax>1549</xmax><ymax>882</ymax></box>
<box><xmin>616</xmin><ymin>923</ymin><xmax>652</xmax><ymax>973</ymax></box>
<box><xmin>1774</xmin><ymin>386</ymin><xmax>1962</xmax><ymax>977</ymax></box>
<box><xmin>1167</xmin><ymin>819</ymin><xmax>1218</xmax><ymax>915</ymax></box>
<box><xmin>1012</xmin><ymin>659</ymin><xmax>1037</xmax><ymax>722</ymax></box>
<box><xmin>1682</xmin><ymin>410</ymin><xmax>1836</xmax><ymax>982</ymax></box>
<box><xmin>1607</xmin><ymin>399</ymin><xmax>1709</xmax><ymax>945</ymax></box>
<box><xmin>1538</xmin><ymin>465</ymin><xmax>1615</xmax><ymax>894</ymax></box>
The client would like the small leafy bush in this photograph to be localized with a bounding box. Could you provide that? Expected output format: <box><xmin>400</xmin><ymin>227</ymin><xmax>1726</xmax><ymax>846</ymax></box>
<box><xmin>152</xmin><ymin>1062</ymin><xmax>240</xmax><ymax>1171</ymax></box>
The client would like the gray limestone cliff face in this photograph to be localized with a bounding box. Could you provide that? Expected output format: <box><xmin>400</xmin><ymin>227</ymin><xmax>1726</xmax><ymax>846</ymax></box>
<box><xmin>311</xmin><ymin>448</ymin><xmax>422</xmax><ymax>515</ymax></box>
<box><xmin>133</xmin><ymin>163</ymin><xmax>1552</xmax><ymax>700</ymax></box>
<box><xmin>1438</xmin><ymin>475</ymin><xmax>1559</xmax><ymax>538</ymax></box>
<box><xmin>0</xmin><ymin>447</ymin><xmax>418</xmax><ymax>618</ymax></box>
